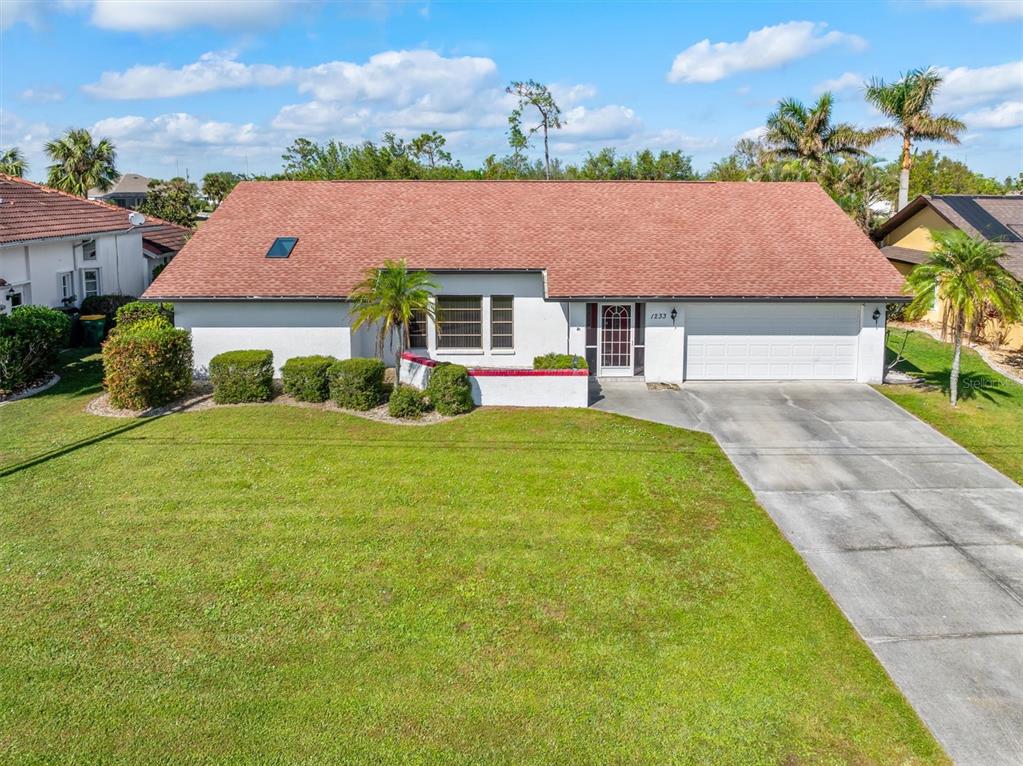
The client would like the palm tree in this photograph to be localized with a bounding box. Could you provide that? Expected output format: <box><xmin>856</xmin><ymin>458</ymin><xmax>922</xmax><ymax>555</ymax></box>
<box><xmin>349</xmin><ymin>259</ymin><xmax>439</xmax><ymax>385</ymax></box>
<box><xmin>904</xmin><ymin>230</ymin><xmax>1022</xmax><ymax>406</ymax></box>
<box><xmin>44</xmin><ymin>128</ymin><xmax>117</xmax><ymax>196</ymax></box>
<box><xmin>865</xmin><ymin>67</ymin><xmax>965</xmax><ymax>211</ymax></box>
<box><xmin>765</xmin><ymin>93</ymin><xmax>881</xmax><ymax>167</ymax></box>
<box><xmin>0</xmin><ymin>147</ymin><xmax>27</xmax><ymax>177</ymax></box>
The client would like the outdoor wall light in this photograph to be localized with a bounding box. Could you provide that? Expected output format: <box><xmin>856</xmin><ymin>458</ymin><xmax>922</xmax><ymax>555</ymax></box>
<box><xmin>670</xmin><ymin>308</ymin><xmax>678</xmax><ymax>322</ymax></box>
<box><xmin>5</xmin><ymin>287</ymin><xmax>15</xmax><ymax>301</ymax></box>
<box><xmin>872</xmin><ymin>308</ymin><xmax>881</xmax><ymax>323</ymax></box>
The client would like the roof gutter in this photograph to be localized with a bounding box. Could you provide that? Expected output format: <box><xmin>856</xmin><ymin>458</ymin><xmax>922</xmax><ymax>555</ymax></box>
<box><xmin>1</xmin><ymin>227</ymin><xmax>136</xmax><ymax>248</ymax></box>
<box><xmin>144</xmin><ymin>293</ymin><xmax>911</xmax><ymax>303</ymax></box>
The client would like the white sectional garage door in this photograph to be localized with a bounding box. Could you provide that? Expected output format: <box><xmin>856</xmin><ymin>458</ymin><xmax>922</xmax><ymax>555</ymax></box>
<box><xmin>685</xmin><ymin>303</ymin><xmax>860</xmax><ymax>380</ymax></box>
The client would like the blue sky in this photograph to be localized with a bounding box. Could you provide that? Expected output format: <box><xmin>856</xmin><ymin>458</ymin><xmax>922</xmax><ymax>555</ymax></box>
<box><xmin>2</xmin><ymin>0</ymin><xmax>1021</xmax><ymax>181</ymax></box>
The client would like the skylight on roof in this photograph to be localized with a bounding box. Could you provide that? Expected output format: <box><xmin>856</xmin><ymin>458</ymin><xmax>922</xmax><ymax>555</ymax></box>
<box><xmin>266</xmin><ymin>236</ymin><xmax>298</xmax><ymax>258</ymax></box>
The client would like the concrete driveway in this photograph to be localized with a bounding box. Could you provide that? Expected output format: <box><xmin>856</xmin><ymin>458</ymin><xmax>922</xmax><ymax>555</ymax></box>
<box><xmin>593</xmin><ymin>380</ymin><xmax>1023</xmax><ymax>766</ymax></box>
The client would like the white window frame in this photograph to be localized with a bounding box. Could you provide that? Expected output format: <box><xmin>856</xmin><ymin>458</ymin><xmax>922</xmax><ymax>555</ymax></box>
<box><xmin>435</xmin><ymin>295</ymin><xmax>483</xmax><ymax>352</ymax></box>
<box><xmin>490</xmin><ymin>295</ymin><xmax>514</xmax><ymax>351</ymax></box>
<box><xmin>82</xmin><ymin>240</ymin><xmax>97</xmax><ymax>261</ymax></box>
<box><xmin>58</xmin><ymin>271</ymin><xmax>75</xmax><ymax>304</ymax></box>
<box><xmin>81</xmin><ymin>268</ymin><xmax>101</xmax><ymax>299</ymax></box>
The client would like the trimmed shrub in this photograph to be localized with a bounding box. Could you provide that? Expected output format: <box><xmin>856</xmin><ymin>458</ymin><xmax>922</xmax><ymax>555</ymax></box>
<box><xmin>102</xmin><ymin>317</ymin><xmax>192</xmax><ymax>410</ymax></box>
<box><xmin>388</xmin><ymin>385</ymin><xmax>430</xmax><ymax>419</ymax></box>
<box><xmin>328</xmin><ymin>357</ymin><xmax>385</xmax><ymax>410</ymax></box>
<box><xmin>282</xmin><ymin>355</ymin><xmax>335</xmax><ymax>402</ymax></box>
<box><xmin>210</xmin><ymin>350</ymin><xmax>274</xmax><ymax>404</ymax></box>
<box><xmin>0</xmin><ymin>305</ymin><xmax>72</xmax><ymax>392</ymax></box>
<box><xmin>81</xmin><ymin>294</ymin><xmax>135</xmax><ymax>319</ymax></box>
<box><xmin>533</xmin><ymin>352</ymin><xmax>588</xmax><ymax>370</ymax></box>
<box><xmin>427</xmin><ymin>363</ymin><xmax>473</xmax><ymax>415</ymax></box>
<box><xmin>115</xmin><ymin>300</ymin><xmax>174</xmax><ymax>329</ymax></box>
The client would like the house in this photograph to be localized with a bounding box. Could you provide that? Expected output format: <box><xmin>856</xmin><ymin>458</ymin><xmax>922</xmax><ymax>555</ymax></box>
<box><xmin>88</xmin><ymin>173</ymin><xmax>151</xmax><ymax>209</ymax></box>
<box><xmin>0</xmin><ymin>175</ymin><xmax>189</xmax><ymax>312</ymax></box>
<box><xmin>874</xmin><ymin>194</ymin><xmax>1023</xmax><ymax>350</ymax></box>
<box><xmin>143</xmin><ymin>180</ymin><xmax>905</xmax><ymax>385</ymax></box>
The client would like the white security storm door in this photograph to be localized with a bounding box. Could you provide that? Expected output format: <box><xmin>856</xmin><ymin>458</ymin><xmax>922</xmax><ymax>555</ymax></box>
<box><xmin>599</xmin><ymin>304</ymin><xmax>633</xmax><ymax>376</ymax></box>
<box><xmin>685</xmin><ymin>303</ymin><xmax>859</xmax><ymax>381</ymax></box>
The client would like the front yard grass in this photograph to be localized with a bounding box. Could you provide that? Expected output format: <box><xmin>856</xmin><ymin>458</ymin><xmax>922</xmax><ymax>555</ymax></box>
<box><xmin>879</xmin><ymin>329</ymin><xmax>1023</xmax><ymax>485</ymax></box>
<box><xmin>0</xmin><ymin>351</ymin><xmax>946</xmax><ymax>764</ymax></box>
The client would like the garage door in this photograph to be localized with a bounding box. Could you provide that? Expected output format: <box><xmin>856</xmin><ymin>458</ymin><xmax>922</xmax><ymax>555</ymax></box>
<box><xmin>685</xmin><ymin>303</ymin><xmax>860</xmax><ymax>380</ymax></box>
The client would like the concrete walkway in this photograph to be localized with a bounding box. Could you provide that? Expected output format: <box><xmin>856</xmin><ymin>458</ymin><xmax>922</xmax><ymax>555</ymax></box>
<box><xmin>593</xmin><ymin>380</ymin><xmax>1023</xmax><ymax>766</ymax></box>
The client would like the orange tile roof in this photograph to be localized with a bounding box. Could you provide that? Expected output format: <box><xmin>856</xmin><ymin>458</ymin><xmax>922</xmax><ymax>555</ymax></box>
<box><xmin>145</xmin><ymin>180</ymin><xmax>907</xmax><ymax>300</ymax></box>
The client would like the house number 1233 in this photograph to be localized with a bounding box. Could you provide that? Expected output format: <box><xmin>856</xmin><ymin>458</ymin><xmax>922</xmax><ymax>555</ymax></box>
<box><xmin>649</xmin><ymin>312</ymin><xmax>668</xmax><ymax>320</ymax></box>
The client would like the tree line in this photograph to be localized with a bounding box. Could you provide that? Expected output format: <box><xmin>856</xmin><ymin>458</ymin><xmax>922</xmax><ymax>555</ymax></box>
<box><xmin>1</xmin><ymin>68</ymin><xmax>1019</xmax><ymax>231</ymax></box>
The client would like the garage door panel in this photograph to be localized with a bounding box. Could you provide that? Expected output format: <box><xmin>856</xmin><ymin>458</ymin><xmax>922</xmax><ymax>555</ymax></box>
<box><xmin>685</xmin><ymin>303</ymin><xmax>860</xmax><ymax>381</ymax></box>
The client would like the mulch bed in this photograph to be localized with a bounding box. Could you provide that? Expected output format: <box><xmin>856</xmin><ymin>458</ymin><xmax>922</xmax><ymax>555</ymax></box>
<box><xmin>86</xmin><ymin>383</ymin><xmax>455</xmax><ymax>425</ymax></box>
<box><xmin>0</xmin><ymin>373</ymin><xmax>61</xmax><ymax>404</ymax></box>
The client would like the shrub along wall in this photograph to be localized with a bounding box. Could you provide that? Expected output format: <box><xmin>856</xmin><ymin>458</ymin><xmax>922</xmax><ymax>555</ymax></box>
<box><xmin>210</xmin><ymin>350</ymin><xmax>274</xmax><ymax>404</ymax></box>
<box><xmin>102</xmin><ymin>317</ymin><xmax>193</xmax><ymax>410</ymax></box>
<box><xmin>0</xmin><ymin>305</ymin><xmax>72</xmax><ymax>393</ymax></box>
<box><xmin>115</xmin><ymin>301</ymin><xmax>175</xmax><ymax>329</ymax></box>
<box><xmin>282</xmin><ymin>355</ymin><xmax>335</xmax><ymax>402</ymax></box>
<box><xmin>427</xmin><ymin>363</ymin><xmax>474</xmax><ymax>415</ymax></box>
<box><xmin>533</xmin><ymin>353</ymin><xmax>588</xmax><ymax>370</ymax></box>
<box><xmin>329</xmin><ymin>358</ymin><xmax>385</xmax><ymax>410</ymax></box>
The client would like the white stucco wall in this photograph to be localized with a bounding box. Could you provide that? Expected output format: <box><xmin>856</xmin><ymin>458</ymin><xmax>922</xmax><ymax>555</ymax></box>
<box><xmin>174</xmin><ymin>300</ymin><xmax>351</xmax><ymax>374</ymax></box>
<box><xmin>469</xmin><ymin>373</ymin><xmax>589</xmax><ymax>407</ymax></box>
<box><xmin>643</xmin><ymin>301</ymin><xmax>686</xmax><ymax>383</ymax></box>
<box><xmin>0</xmin><ymin>231</ymin><xmax>145</xmax><ymax>312</ymax></box>
<box><xmin>857</xmin><ymin>302</ymin><xmax>887</xmax><ymax>384</ymax></box>
<box><xmin>419</xmin><ymin>272</ymin><xmax>569</xmax><ymax>368</ymax></box>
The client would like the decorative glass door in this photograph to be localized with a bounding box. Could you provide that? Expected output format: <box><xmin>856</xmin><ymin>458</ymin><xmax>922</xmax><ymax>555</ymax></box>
<box><xmin>599</xmin><ymin>304</ymin><xmax>633</xmax><ymax>375</ymax></box>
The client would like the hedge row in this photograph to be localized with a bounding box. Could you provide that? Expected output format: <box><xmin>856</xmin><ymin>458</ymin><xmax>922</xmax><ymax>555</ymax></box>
<box><xmin>0</xmin><ymin>305</ymin><xmax>72</xmax><ymax>393</ymax></box>
<box><xmin>426</xmin><ymin>363</ymin><xmax>473</xmax><ymax>415</ymax></box>
<box><xmin>533</xmin><ymin>352</ymin><xmax>587</xmax><ymax>370</ymax></box>
<box><xmin>282</xmin><ymin>355</ymin><xmax>336</xmax><ymax>402</ymax></box>
<box><xmin>329</xmin><ymin>358</ymin><xmax>385</xmax><ymax>410</ymax></box>
<box><xmin>210</xmin><ymin>350</ymin><xmax>274</xmax><ymax>404</ymax></box>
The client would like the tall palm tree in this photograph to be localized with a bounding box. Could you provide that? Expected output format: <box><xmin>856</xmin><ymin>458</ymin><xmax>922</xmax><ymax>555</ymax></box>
<box><xmin>349</xmin><ymin>259</ymin><xmax>439</xmax><ymax>384</ymax></box>
<box><xmin>765</xmin><ymin>93</ymin><xmax>881</xmax><ymax>167</ymax></box>
<box><xmin>904</xmin><ymin>230</ymin><xmax>1021</xmax><ymax>406</ymax></box>
<box><xmin>44</xmin><ymin>128</ymin><xmax>118</xmax><ymax>196</ymax></box>
<box><xmin>865</xmin><ymin>67</ymin><xmax>965</xmax><ymax>211</ymax></box>
<box><xmin>0</xmin><ymin>147</ymin><xmax>27</xmax><ymax>177</ymax></box>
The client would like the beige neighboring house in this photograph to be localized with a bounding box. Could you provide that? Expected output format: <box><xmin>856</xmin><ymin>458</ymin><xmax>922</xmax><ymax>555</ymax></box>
<box><xmin>88</xmin><ymin>173</ymin><xmax>151</xmax><ymax>209</ymax></box>
<box><xmin>873</xmin><ymin>194</ymin><xmax>1023</xmax><ymax>350</ymax></box>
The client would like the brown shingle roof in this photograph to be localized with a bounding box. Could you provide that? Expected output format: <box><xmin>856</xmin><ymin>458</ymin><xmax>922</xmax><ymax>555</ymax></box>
<box><xmin>873</xmin><ymin>194</ymin><xmax>1023</xmax><ymax>281</ymax></box>
<box><xmin>881</xmin><ymin>245</ymin><xmax>931</xmax><ymax>265</ymax></box>
<box><xmin>140</xmin><ymin>222</ymin><xmax>190</xmax><ymax>253</ymax></box>
<box><xmin>144</xmin><ymin>180</ymin><xmax>907</xmax><ymax>300</ymax></box>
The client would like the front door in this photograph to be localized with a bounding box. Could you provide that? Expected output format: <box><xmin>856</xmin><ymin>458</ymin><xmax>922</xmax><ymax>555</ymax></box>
<box><xmin>599</xmin><ymin>304</ymin><xmax>633</xmax><ymax>376</ymax></box>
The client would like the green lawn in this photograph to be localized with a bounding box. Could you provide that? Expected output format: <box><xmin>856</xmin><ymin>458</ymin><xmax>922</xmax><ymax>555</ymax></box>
<box><xmin>879</xmin><ymin>329</ymin><xmax>1023</xmax><ymax>485</ymax></box>
<box><xmin>0</xmin><ymin>351</ymin><xmax>946</xmax><ymax>765</ymax></box>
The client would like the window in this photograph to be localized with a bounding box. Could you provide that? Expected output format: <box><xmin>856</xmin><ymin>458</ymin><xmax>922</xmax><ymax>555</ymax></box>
<box><xmin>82</xmin><ymin>240</ymin><xmax>97</xmax><ymax>260</ymax></box>
<box><xmin>436</xmin><ymin>296</ymin><xmax>482</xmax><ymax>350</ymax></box>
<box><xmin>408</xmin><ymin>308</ymin><xmax>428</xmax><ymax>348</ymax></box>
<box><xmin>58</xmin><ymin>272</ymin><xmax>75</xmax><ymax>305</ymax></box>
<box><xmin>490</xmin><ymin>296</ymin><xmax>514</xmax><ymax>349</ymax></box>
<box><xmin>266</xmin><ymin>237</ymin><xmax>298</xmax><ymax>258</ymax></box>
<box><xmin>82</xmin><ymin>268</ymin><xmax>101</xmax><ymax>299</ymax></box>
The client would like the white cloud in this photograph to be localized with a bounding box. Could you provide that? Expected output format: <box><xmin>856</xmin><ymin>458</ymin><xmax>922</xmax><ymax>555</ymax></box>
<box><xmin>558</xmin><ymin>105</ymin><xmax>642</xmax><ymax>140</ymax></box>
<box><xmin>738</xmin><ymin>125</ymin><xmax>768</xmax><ymax>142</ymax></box>
<box><xmin>928</xmin><ymin>0</ymin><xmax>1023</xmax><ymax>21</ymax></box>
<box><xmin>667</xmin><ymin>21</ymin><xmax>867</xmax><ymax>84</ymax></box>
<box><xmin>813</xmin><ymin>72</ymin><xmax>864</xmax><ymax>95</ymax></box>
<box><xmin>92</xmin><ymin>113</ymin><xmax>262</xmax><ymax>150</ymax></box>
<box><xmin>0</xmin><ymin>0</ymin><xmax>53</xmax><ymax>30</ymax></box>
<box><xmin>84</xmin><ymin>52</ymin><xmax>295</xmax><ymax>99</ymax></box>
<box><xmin>963</xmin><ymin>100</ymin><xmax>1023</xmax><ymax>129</ymax></box>
<box><xmin>935</xmin><ymin>61</ymin><xmax>1023</xmax><ymax>110</ymax></box>
<box><xmin>19</xmin><ymin>86</ymin><xmax>66</xmax><ymax>103</ymax></box>
<box><xmin>89</xmin><ymin>0</ymin><xmax>309</xmax><ymax>32</ymax></box>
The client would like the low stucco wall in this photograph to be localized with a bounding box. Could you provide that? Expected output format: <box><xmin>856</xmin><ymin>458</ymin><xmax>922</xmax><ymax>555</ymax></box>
<box><xmin>400</xmin><ymin>353</ymin><xmax>589</xmax><ymax>407</ymax></box>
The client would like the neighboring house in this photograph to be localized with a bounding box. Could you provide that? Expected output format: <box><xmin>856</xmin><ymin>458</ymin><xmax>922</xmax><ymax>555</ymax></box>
<box><xmin>143</xmin><ymin>180</ymin><xmax>905</xmax><ymax>384</ymax></box>
<box><xmin>88</xmin><ymin>173</ymin><xmax>151</xmax><ymax>209</ymax></box>
<box><xmin>0</xmin><ymin>175</ymin><xmax>189</xmax><ymax>312</ymax></box>
<box><xmin>874</xmin><ymin>194</ymin><xmax>1023</xmax><ymax>350</ymax></box>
